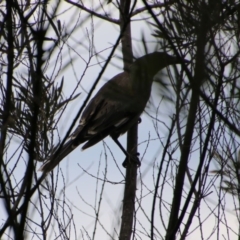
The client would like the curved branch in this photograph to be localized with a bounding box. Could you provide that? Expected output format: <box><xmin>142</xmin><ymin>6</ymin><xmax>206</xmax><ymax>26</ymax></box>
<box><xmin>65</xmin><ymin>0</ymin><xmax>120</xmax><ymax>24</ymax></box>
<box><xmin>131</xmin><ymin>2</ymin><xmax>173</xmax><ymax>17</ymax></box>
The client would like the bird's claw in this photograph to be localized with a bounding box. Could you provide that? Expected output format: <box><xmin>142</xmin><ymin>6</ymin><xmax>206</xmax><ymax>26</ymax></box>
<box><xmin>122</xmin><ymin>152</ymin><xmax>141</xmax><ymax>168</ymax></box>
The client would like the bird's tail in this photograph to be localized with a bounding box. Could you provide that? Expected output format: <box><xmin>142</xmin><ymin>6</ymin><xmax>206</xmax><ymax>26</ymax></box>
<box><xmin>39</xmin><ymin>140</ymin><xmax>76</xmax><ymax>173</ymax></box>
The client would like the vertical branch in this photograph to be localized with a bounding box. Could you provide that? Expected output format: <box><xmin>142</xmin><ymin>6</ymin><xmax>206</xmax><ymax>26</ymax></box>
<box><xmin>18</xmin><ymin>13</ymin><xmax>45</xmax><ymax>240</ymax></box>
<box><xmin>0</xmin><ymin>0</ymin><xmax>17</xmax><ymax>237</ymax></box>
<box><xmin>119</xmin><ymin>0</ymin><xmax>133</xmax><ymax>71</ymax></box>
<box><xmin>118</xmin><ymin>1</ymin><xmax>137</xmax><ymax>240</ymax></box>
<box><xmin>165</xmin><ymin>6</ymin><xmax>209</xmax><ymax>240</ymax></box>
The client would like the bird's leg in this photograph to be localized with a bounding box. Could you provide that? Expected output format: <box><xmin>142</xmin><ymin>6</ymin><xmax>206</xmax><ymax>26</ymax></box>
<box><xmin>111</xmin><ymin>137</ymin><xmax>141</xmax><ymax>167</ymax></box>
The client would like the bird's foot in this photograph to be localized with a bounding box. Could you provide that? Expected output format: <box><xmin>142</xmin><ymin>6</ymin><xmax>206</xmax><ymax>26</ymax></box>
<box><xmin>122</xmin><ymin>152</ymin><xmax>141</xmax><ymax>168</ymax></box>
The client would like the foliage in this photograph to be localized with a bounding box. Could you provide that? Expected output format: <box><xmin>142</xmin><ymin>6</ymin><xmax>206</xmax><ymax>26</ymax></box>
<box><xmin>1</xmin><ymin>0</ymin><xmax>240</xmax><ymax>240</ymax></box>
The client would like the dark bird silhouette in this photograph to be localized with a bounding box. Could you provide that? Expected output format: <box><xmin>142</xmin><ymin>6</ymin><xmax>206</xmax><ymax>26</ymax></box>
<box><xmin>39</xmin><ymin>52</ymin><xmax>184</xmax><ymax>173</ymax></box>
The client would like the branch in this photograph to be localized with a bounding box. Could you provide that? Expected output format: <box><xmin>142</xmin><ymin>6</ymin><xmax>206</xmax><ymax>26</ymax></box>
<box><xmin>131</xmin><ymin>2</ymin><xmax>173</xmax><ymax>17</ymax></box>
<box><xmin>119</xmin><ymin>1</ymin><xmax>137</xmax><ymax>240</ymax></box>
<box><xmin>65</xmin><ymin>0</ymin><xmax>120</xmax><ymax>24</ymax></box>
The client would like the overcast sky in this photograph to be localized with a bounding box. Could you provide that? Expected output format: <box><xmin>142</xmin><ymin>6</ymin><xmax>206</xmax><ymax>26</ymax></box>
<box><xmin>1</xmin><ymin>1</ymin><xmax>239</xmax><ymax>239</ymax></box>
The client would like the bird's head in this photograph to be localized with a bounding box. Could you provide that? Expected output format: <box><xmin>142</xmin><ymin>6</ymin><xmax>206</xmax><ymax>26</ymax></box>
<box><xmin>130</xmin><ymin>51</ymin><xmax>188</xmax><ymax>84</ymax></box>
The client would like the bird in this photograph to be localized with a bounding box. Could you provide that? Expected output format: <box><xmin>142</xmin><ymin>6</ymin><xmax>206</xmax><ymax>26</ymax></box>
<box><xmin>39</xmin><ymin>52</ymin><xmax>184</xmax><ymax>173</ymax></box>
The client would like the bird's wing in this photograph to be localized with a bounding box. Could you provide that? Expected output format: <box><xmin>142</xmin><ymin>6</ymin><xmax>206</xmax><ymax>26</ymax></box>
<box><xmin>80</xmin><ymin>96</ymin><xmax>140</xmax><ymax>150</ymax></box>
<box><xmin>72</xmin><ymin>95</ymin><xmax>137</xmax><ymax>140</ymax></box>
<box><xmin>71</xmin><ymin>72</ymin><xmax>143</xmax><ymax>141</ymax></box>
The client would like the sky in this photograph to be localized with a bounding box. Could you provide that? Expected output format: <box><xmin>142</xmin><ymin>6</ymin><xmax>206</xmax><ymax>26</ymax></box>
<box><xmin>1</xmin><ymin>1</ymin><xmax>239</xmax><ymax>239</ymax></box>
